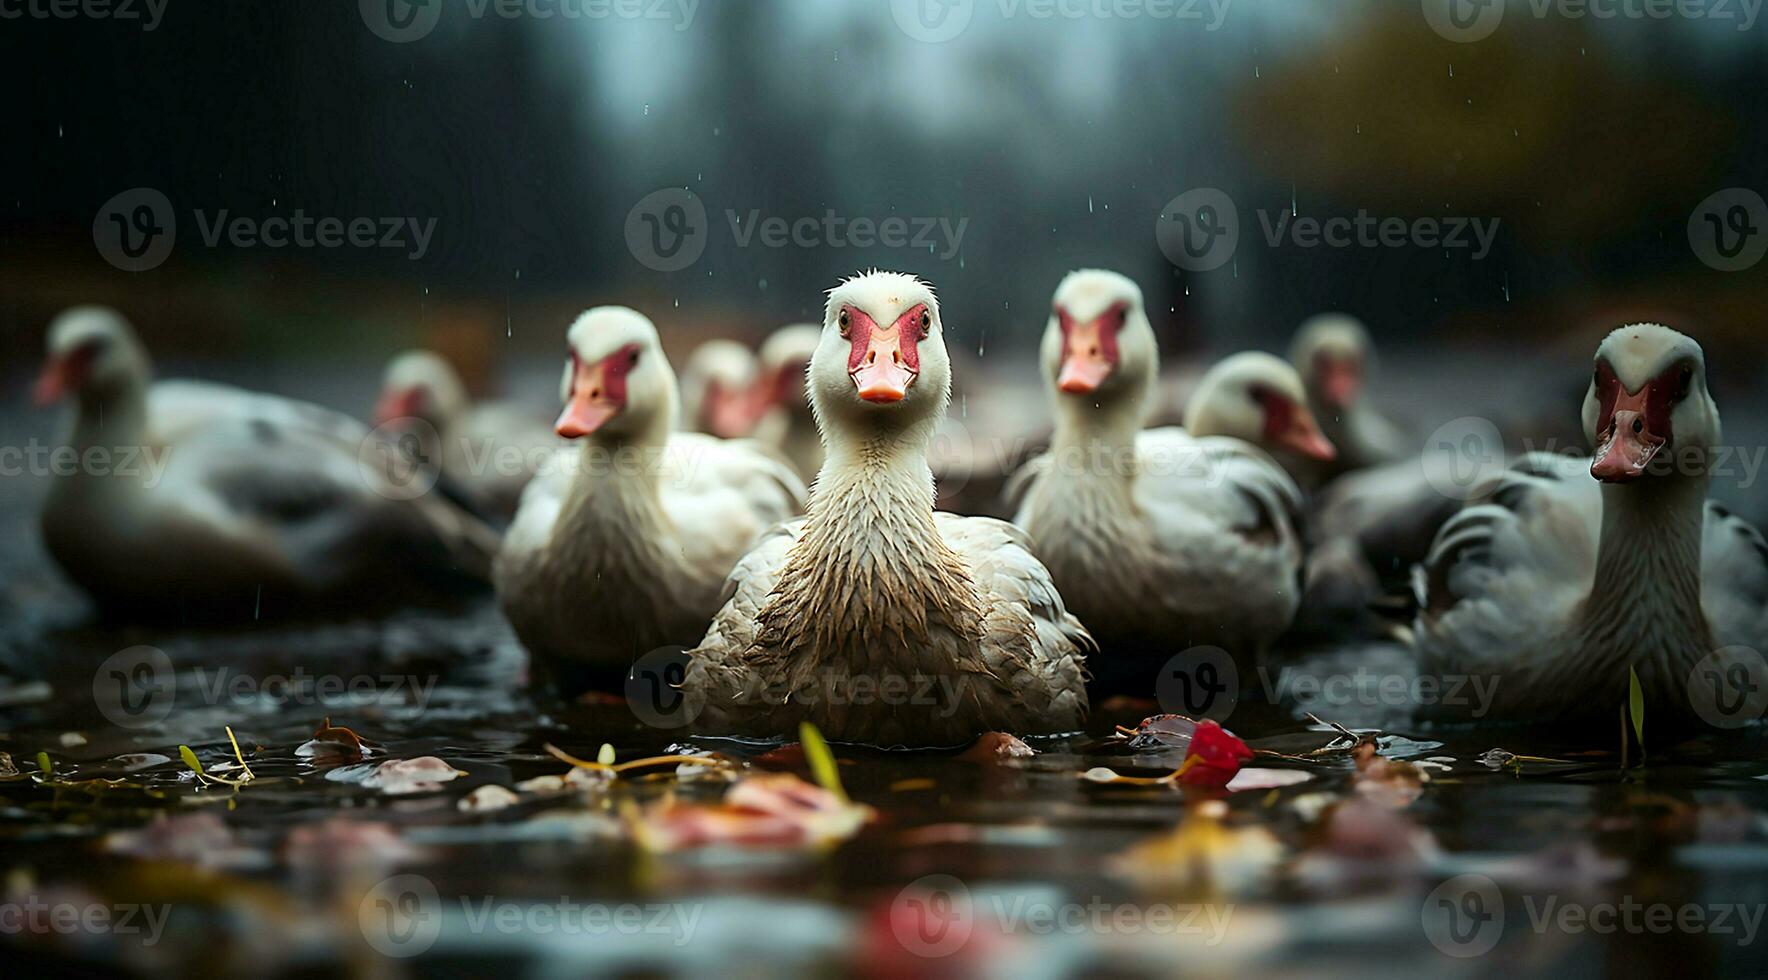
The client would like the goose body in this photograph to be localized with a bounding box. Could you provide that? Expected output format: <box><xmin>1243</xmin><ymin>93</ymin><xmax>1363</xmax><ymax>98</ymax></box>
<box><xmin>376</xmin><ymin>350</ymin><xmax>559</xmax><ymax>520</ymax></box>
<box><xmin>1412</xmin><ymin>324</ymin><xmax>1768</xmax><ymax>726</ymax></box>
<box><xmin>34</xmin><ymin>308</ymin><xmax>497</xmax><ymax>619</ymax></box>
<box><xmin>684</xmin><ymin>272</ymin><xmax>1090</xmax><ymax>746</ymax></box>
<box><xmin>494</xmin><ymin>307</ymin><xmax>804</xmax><ymax>692</ymax></box>
<box><xmin>1008</xmin><ymin>271</ymin><xmax>1335</xmax><ymax>690</ymax></box>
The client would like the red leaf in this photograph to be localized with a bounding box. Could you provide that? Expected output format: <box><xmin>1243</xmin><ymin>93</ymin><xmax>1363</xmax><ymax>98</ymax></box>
<box><xmin>1177</xmin><ymin>720</ymin><xmax>1254</xmax><ymax>787</ymax></box>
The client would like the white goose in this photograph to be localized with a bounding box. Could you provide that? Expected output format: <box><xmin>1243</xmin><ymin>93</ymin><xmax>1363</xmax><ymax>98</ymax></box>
<box><xmin>1413</xmin><ymin>324</ymin><xmax>1768</xmax><ymax>726</ymax></box>
<box><xmin>1282</xmin><ymin>313</ymin><xmax>1409</xmax><ymax>490</ymax></box>
<box><xmin>749</xmin><ymin>323</ymin><xmax>824</xmax><ymax>482</ymax></box>
<box><xmin>1008</xmin><ymin>270</ymin><xmax>1336</xmax><ymax>691</ymax></box>
<box><xmin>679</xmin><ymin>339</ymin><xmax>762</xmax><ymax>438</ymax></box>
<box><xmin>34</xmin><ymin>307</ymin><xmax>498</xmax><ymax>619</ymax></box>
<box><xmin>683</xmin><ymin>272</ymin><xmax>1091</xmax><ymax>746</ymax></box>
<box><xmin>495</xmin><ymin>307</ymin><xmax>805</xmax><ymax>693</ymax></box>
<box><xmin>375</xmin><ymin>350</ymin><xmax>559</xmax><ymax>520</ymax></box>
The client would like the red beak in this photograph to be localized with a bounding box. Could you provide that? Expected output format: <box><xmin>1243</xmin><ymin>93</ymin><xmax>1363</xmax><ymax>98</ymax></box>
<box><xmin>1057</xmin><ymin>316</ymin><xmax>1115</xmax><ymax>395</ymax></box>
<box><xmin>1591</xmin><ymin>385</ymin><xmax>1666</xmax><ymax>483</ymax></box>
<box><xmin>555</xmin><ymin>358</ymin><xmax>622</xmax><ymax>438</ymax></box>
<box><xmin>33</xmin><ymin>349</ymin><xmax>91</xmax><ymax>407</ymax></box>
<box><xmin>1317</xmin><ymin>357</ymin><xmax>1362</xmax><ymax>410</ymax></box>
<box><xmin>1275</xmin><ymin>403</ymin><xmax>1337</xmax><ymax>461</ymax></box>
<box><xmin>852</xmin><ymin>326</ymin><xmax>915</xmax><ymax>403</ymax></box>
<box><xmin>374</xmin><ymin>387</ymin><xmax>425</xmax><ymax>425</ymax></box>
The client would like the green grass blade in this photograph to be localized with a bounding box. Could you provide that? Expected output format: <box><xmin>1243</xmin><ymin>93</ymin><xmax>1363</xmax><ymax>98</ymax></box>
<box><xmin>799</xmin><ymin>722</ymin><xmax>847</xmax><ymax>803</ymax></box>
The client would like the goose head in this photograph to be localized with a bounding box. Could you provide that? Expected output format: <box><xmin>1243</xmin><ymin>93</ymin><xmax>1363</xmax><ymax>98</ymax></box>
<box><xmin>555</xmin><ymin>307</ymin><xmax>677</xmax><ymax>441</ymax></box>
<box><xmin>680</xmin><ymin>339</ymin><xmax>760</xmax><ymax>438</ymax></box>
<box><xmin>35</xmin><ymin>307</ymin><xmax>150</xmax><ymax>407</ymax></box>
<box><xmin>756</xmin><ymin>323</ymin><xmax>821</xmax><ymax>416</ymax></box>
<box><xmin>1582</xmin><ymin>324</ymin><xmax>1718</xmax><ymax>484</ymax></box>
<box><xmin>376</xmin><ymin>350</ymin><xmax>468</xmax><ymax>428</ymax></box>
<box><xmin>1290</xmin><ymin>313</ymin><xmax>1373</xmax><ymax>413</ymax></box>
<box><xmin>1040</xmin><ymin>269</ymin><xmax>1158</xmax><ymax>408</ymax></box>
<box><xmin>808</xmin><ymin>271</ymin><xmax>950</xmax><ymax>440</ymax></box>
<box><xmin>1184</xmin><ymin>352</ymin><xmax>1336</xmax><ymax>460</ymax></box>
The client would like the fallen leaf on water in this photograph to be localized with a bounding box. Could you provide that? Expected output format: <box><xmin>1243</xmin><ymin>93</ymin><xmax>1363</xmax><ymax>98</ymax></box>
<box><xmin>1224</xmin><ymin>768</ymin><xmax>1313</xmax><ymax>791</ymax></box>
<box><xmin>295</xmin><ymin>717</ymin><xmax>377</xmax><ymax>764</ymax></box>
<box><xmin>1181</xmin><ymin>722</ymin><xmax>1257</xmax><ymax>787</ymax></box>
<box><xmin>1352</xmin><ymin>739</ymin><xmax>1428</xmax><ymax>806</ymax></box>
<box><xmin>458</xmin><ymin>784</ymin><xmax>521</xmax><ymax>813</ymax></box>
<box><xmin>957</xmin><ymin>732</ymin><xmax>1034</xmax><ymax>762</ymax></box>
<box><xmin>631</xmin><ymin>772</ymin><xmax>873</xmax><ymax>853</ymax></box>
<box><xmin>357</xmin><ymin>757</ymin><xmax>466</xmax><ymax>795</ymax></box>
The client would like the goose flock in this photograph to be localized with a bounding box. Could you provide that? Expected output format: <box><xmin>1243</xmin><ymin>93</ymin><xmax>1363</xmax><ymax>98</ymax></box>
<box><xmin>30</xmin><ymin>271</ymin><xmax>1768</xmax><ymax>746</ymax></box>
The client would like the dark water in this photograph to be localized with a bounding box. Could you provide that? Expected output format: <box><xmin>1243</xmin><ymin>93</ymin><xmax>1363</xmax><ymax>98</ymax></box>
<box><xmin>3</xmin><ymin>400</ymin><xmax>1768</xmax><ymax>980</ymax></box>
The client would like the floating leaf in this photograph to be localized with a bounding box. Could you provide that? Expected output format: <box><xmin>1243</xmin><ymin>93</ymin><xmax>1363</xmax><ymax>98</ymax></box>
<box><xmin>631</xmin><ymin>772</ymin><xmax>872</xmax><ymax>853</ymax></box>
<box><xmin>597</xmin><ymin>743</ymin><xmax>616</xmax><ymax>766</ymax></box>
<box><xmin>798</xmin><ymin>722</ymin><xmax>847</xmax><ymax>803</ymax></box>
<box><xmin>36</xmin><ymin>751</ymin><xmax>52</xmax><ymax>776</ymax></box>
<box><xmin>1178</xmin><ymin>721</ymin><xmax>1255</xmax><ymax>787</ymax></box>
<box><xmin>458</xmin><ymin>784</ymin><xmax>520</xmax><ymax>813</ymax></box>
<box><xmin>179</xmin><ymin>745</ymin><xmax>204</xmax><ymax>775</ymax></box>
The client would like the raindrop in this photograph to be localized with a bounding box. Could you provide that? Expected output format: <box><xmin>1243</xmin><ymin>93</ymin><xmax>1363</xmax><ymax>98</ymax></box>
<box><xmin>1502</xmin><ymin>272</ymin><xmax>1511</xmax><ymax>302</ymax></box>
<box><xmin>643</xmin><ymin>103</ymin><xmax>650</xmax><ymax>116</ymax></box>
<box><xmin>1448</xmin><ymin>64</ymin><xmax>1454</xmax><ymax>77</ymax></box>
<box><xmin>1291</xmin><ymin>184</ymin><xmax>1297</xmax><ymax>217</ymax></box>
<box><xmin>254</xmin><ymin>586</ymin><xmax>262</xmax><ymax>620</ymax></box>
<box><xmin>758</xmin><ymin>278</ymin><xmax>768</xmax><ymax>290</ymax></box>
<box><xmin>1088</xmin><ymin>195</ymin><xmax>1094</xmax><ymax>214</ymax></box>
<box><xmin>1254</xmin><ymin>65</ymin><xmax>1261</xmax><ymax>78</ymax></box>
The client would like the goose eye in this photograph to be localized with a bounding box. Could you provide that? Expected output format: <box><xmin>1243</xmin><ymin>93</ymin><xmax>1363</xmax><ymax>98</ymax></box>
<box><xmin>919</xmin><ymin>311</ymin><xmax>931</xmax><ymax>331</ymax></box>
<box><xmin>838</xmin><ymin>310</ymin><xmax>850</xmax><ymax>337</ymax></box>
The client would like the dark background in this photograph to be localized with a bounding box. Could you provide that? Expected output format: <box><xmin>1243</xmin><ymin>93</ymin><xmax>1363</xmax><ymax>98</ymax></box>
<box><xmin>1</xmin><ymin>0</ymin><xmax>1764</xmax><ymax>447</ymax></box>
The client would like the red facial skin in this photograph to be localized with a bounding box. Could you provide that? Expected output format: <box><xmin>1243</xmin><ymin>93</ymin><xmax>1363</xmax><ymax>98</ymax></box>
<box><xmin>556</xmin><ymin>343</ymin><xmax>641</xmax><ymax>438</ymax></box>
<box><xmin>1252</xmin><ymin>387</ymin><xmax>1337</xmax><ymax>461</ymax></box>
<box><xmin>846</xmin><ymin>303</ymin><xmax>926</xmax><ymax>403</ymax></box>
<box><xmin>1179</xmin><ymin>720</ymin><xmax>1255</xmax><ymax>788</ymax></box>
<box><xmin>701</xmin><ymin>379</ymin><xmax>759</xmax><ymax>439</ymax></box>
<box><xmin>1055</xmin><ymin>302</ymin><xmax>1126</xmax><ymax>394</ymax></box>
<box><xmin>1590</xmin><ymin>359</ymin><xmax>1690</xmax><ymax>482</ymax></box>
<box><xmin>33</xmin><ymin>343</ymin><xmax>99</xmax><ymax>406</ymax></box>
<box><xmin>1313</xmin><ymin>351</ymin><xmax>1363</xmax><ymax>410</ymax></box>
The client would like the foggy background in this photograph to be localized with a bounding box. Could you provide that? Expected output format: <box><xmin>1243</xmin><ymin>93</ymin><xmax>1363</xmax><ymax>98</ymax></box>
<box><xmin>1</xmin><ymin>0</ymin><xmax>1765</xmax><ymax>500</ymax></box>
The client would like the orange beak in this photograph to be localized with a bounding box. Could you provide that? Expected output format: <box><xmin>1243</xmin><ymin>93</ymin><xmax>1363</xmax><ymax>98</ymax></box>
<box><xmin>555</xmin><ymin>358</ymin><xmax>621</xmax><ymax>438</ymax></box>
<box><xmin>852</xmin><ymin>326</ymin><xmax>915</xmax><ymax>403</ymax></box>
<box><xmin>1277</xmin><ymin>405</ymin><xmax>1337</xmax><ymax>461</ymax></box>
<box><xmin>1591</xmin><ymin>386</ymin><xmax>1665</xmax><ymax>483</ymax></box>
<box><xmin>374</xmin><ymin>386</ymin><xmax>425</xmax><ymax>425</ymax></box>
<box><xmin>1057</xmin><ymin>317</ymin><xmax>1114</xmax><ymax>395</ymax></box>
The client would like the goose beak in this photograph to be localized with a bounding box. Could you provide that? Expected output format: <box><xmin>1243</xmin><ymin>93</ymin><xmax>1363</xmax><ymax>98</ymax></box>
<box><xmin>1057</xmin><ymin>317</ymin><xmax>1115</xmax><ymax>395</ymax></box>
<box><xmin>1592</xmin><ymin>404</ymin><xmax>1665</xmax><ymax>482</ymax></box>
<box><xmin>1317</xmin><ymin>357</ymin><xmax>1362</xmax><ymax>409</ymax></box>
<box><xmin>1278</xmin><ymin>406</ymin><xmax>1337</xmax><ymax>461</ymax></box>
<box><xmin>555</xmin><ymin>359</ymin><xmax>621</xmax><ymax>438</ymax></box>
<box><xmin>32</xmin><ymin>352</ymin><xmax>84</xmax><ymax>406</ymax></box>
<box><xmin>852</xmin><ymin>329</ymin><xmax>915</xmax><ymax>403</ymax></box>
<box><xmin>374</xmin><ymin>386</ymin><xmax>425</xmax><ymax>425</ymax></box>
<box><xmin>704</xmin><ymin>383</ymin><xmax>755</xmax><ymax>438</ymax></box>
